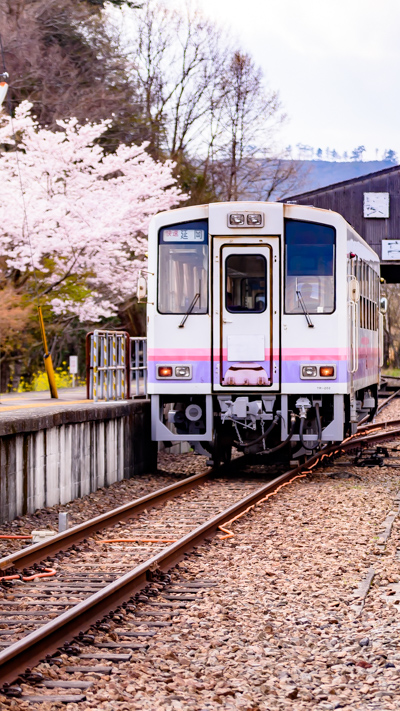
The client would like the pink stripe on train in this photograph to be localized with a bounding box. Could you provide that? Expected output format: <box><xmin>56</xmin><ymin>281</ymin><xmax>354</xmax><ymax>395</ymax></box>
<box><xmin>149</xmin><ymin>347</ymin><xmax>351</xmax><ymax>362</ymax></box>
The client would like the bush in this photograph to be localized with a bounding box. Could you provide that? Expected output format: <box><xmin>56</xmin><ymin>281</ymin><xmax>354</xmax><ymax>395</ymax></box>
<box><xmin>18</xmin><ymin>364</ymin><xmax>84</xmax><ymax>391</ymax></box>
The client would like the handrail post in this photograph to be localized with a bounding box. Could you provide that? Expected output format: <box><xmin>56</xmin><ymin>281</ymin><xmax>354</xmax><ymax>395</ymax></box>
<box><xmin>93</xmin><ymin>330</ymin><xmax>98</xmax><ymax>403</ymax></box>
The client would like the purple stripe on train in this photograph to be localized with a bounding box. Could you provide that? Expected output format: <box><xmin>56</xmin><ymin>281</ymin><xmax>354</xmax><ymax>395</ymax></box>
<box><xmin>281</xmin><ymin>360</ymin><xmax>347</xmax><ymax>383</ymax></box>
<box><xmin>148</xmin><ymin>361</ymin><xmax>211</xmax><ymax>384</ymax></box>
<box><xmin>149</xmin><ymin>357</ymin><xmax>377</xmax><ymax>386</ymax></box>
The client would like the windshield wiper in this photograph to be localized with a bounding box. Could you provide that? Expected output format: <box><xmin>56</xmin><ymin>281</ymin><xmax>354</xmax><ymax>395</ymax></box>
<box><xmin>179</xmin><ymin>292</ymin><xmax>200</xmax><ymax>328</ymax></box>
<box><xmin>296</xmin><ymin>289</ymin><xmax>314</xmax><ymax>328</ymax></box>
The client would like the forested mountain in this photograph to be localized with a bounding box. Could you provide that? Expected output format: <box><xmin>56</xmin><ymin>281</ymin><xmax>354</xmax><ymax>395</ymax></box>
<box><xmin>285</xmin><ymin>160</ymin><xmax>396</xmax><ymax>197</ymax></box>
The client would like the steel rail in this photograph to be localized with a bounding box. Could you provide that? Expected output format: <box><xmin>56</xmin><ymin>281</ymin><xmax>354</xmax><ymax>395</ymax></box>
<box><xmin>2</xmin><ymin>387</ymin><xmax>398</xmax><ymax>573</ymax></box>
<box><xmin>358</xmin><ymin>387</ymin><xmax>400</xmax><ymax>427</ymax></box>
<box><xmin>358</xmin><ymin>419</ymin><xmax>400</xmax><ymax>435</ymax></box>
<box><xmin>341</xmin><ymin>426</ymin><xmax>400</xmax><ymax>450</ymax></box>
<box><xmin>3</xmin><ymin>421</ymin><xmax>400</xmax><ymax>684</ymax></box>
<box><xmin>0</xmin><ymin>469</ymin><xmax>213</xmax><ymax>571</ymax></box>
<box><xmin>377</xmin><ymin>387</ymin><xmax>400</xmax><ymax>413</ymax></box>
<box><xmin>0</xmin><ymin>457</ymin><xmax>322</xmax><ymax>685</ymax></box>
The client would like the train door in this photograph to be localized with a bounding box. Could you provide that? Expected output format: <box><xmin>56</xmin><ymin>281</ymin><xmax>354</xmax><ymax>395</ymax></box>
<box><xmin>212</xmin><ymin>238</ymin><xmax>280</xmax><ymax>391</ymax></box>
<box><xmin>347</xmin><ymin>273</ymin><xmax>359</xmax><ymax>376</ymax></box>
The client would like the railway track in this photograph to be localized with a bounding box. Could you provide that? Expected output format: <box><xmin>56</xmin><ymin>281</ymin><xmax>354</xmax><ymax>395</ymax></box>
<box><xmin>1</xmin><ymin>394</ymin><xmax>400</xmax><ymax>702</ymax></box>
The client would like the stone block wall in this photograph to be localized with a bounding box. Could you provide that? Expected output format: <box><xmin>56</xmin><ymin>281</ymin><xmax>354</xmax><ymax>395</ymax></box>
<box><xmin>0</xmin><ymin>400</ymin><xmax>156</xmax><ymax>524</ymax></box>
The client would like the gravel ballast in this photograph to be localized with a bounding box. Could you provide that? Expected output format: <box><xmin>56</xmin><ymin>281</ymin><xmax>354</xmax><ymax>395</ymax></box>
<box><xmin>2</xmin><ymin>455</ymin><xmax>400</xmax><ymax>709</ymax></box>
<box><xmin>2</xmin><ymin>414</ymin><xmax>400</xmax><ymax>708</ymax></box>
<box><xmin>0</xmin><ymin>453</ymin><xmax>207</xmax><ymax>558</ymax></box>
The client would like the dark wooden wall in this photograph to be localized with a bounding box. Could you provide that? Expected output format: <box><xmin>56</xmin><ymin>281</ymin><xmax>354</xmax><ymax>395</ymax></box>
<box><xmin>286</xmin><ymin>167</ymin><xmax>400</xmax><ymax>277</ymax></box>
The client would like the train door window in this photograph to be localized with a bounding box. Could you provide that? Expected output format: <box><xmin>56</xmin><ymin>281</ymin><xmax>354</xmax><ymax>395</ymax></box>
<box><xmin>158</xmin><ymin>220</ymin><xmax>208</xmax><ymax>314</ymax></box>
<box><xmin>285</xmin><ymin>220</ymin><xmax>335</xmax><ymax>314</ymax></box>
<box><xmin>225</xmin><ymin>254</ymin><xmax>266</xmax><ymax>312</ymax></box>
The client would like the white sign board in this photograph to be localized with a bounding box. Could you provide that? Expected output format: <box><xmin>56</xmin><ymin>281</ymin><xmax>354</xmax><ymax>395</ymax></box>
<box><xmin>382</xmin><ymin>240</ymin><xmax>400</xmax><ymax>261</ymax></box>
<box><xmin>363</xmin><ymin>192</ymin><xmax>390</xmax><ymax>218</ymax></box>
<box><xmin>227</xmin><ymin>334</ymin><xmax>265</xmax><ymax>362</ymax></box>
<box><xmin>69</xmin><ymin>356</ymin><xmax>78</xmax><ymax>374</ymax></box>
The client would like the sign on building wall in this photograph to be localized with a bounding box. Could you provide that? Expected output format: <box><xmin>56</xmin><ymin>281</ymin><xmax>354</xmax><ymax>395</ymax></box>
<box><xmin>382</xmin><ymin>240</ymin><xmax>400</xmax><ymax>260</ymax></box>
<box><xmin>363</xmin><ymin>192</ymin><xmax>390</xmax><ymax>218</ymax></box>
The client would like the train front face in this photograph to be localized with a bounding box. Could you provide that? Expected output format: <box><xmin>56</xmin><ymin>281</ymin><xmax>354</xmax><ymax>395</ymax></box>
<box><xmin>147</xmin><ymin>201</ymin><xmax>380</xmax><ymax>461</ymax></box>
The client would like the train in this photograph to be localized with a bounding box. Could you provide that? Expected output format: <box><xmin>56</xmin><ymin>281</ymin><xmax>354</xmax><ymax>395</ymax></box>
<box><xmin>145</xmin><ymin>201</ymin><xmax>384</xmax><ymax>465</ymax></box>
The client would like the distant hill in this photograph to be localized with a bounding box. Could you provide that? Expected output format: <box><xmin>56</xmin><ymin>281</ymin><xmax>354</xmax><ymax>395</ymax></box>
<box><xmin>291</xmin><ymin>160</ymin><xmax>396</xmax><ymax>196</ymax></box>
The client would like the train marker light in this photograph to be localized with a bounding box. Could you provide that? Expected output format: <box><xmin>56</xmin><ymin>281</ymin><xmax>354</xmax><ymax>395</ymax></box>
<box><xmin>302</xmin><ymin>366</ymin><xmax>317</xmax><ymax>377</ymax></box>
<box><xmin>229</xmin><ymin>213</ymin><xmax>245</xmax><ymax>226</ymax></box>
<box><xmin>247</xmin><ymin>213</ymin><xmax>263</xmax><ymax>225</ymax></box>
<box><xmin>0</xmin><ymin>81</ymin><xmax>8</xmax><ymax>107</ymax></box>
<box><xmin>158</xmin><ymin>366</ymin><xmax>173</xmax><ymax>377</ymax></box>
<box><xmin>320</xmin><ymin>366</ymin><xmax>334</xmax><ymax>377</ymax></box>
<box><xmin>175</xmin><ymin>366</ymin><xmax>191</xmax><ymax>378</ymax></box>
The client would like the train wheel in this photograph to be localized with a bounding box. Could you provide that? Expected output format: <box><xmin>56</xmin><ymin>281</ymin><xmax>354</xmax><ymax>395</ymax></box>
<box><xmin>209</xmin><ymin>432</ymin><xmax>232</xmax><ymax>469</ymax></box>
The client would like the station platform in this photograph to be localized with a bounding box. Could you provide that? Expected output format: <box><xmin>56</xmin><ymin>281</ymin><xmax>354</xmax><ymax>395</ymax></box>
<box><xmin>0</xmin><ymin>387</ymin><xmax>154</xmax><ymax>524</ymax></box>
<box><xmin>0</xmin><ymin>386</ymin><xmax>88</xmax><ymax>412</ymax></box>
<box><xmin>0</xmin><ymin>387</ymin><xmax>146</xmax><ymax>436</ymax></box>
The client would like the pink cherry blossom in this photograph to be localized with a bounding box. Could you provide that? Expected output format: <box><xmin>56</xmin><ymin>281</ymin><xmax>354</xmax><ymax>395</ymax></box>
<box><xmin>0</xmin><ymin>102</ymin><xmax>185</xmax><ymax>320</ymax></box>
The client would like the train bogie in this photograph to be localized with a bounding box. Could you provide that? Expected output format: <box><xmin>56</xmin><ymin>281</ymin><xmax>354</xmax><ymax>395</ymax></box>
<box><xmin>146</xmin><ymin>202</ymin><xmax>382</xmax><ymax>462</ymax></box>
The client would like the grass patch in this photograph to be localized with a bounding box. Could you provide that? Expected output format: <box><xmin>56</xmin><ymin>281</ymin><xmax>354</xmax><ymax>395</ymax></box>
<box><xmin>382</xmin><ymin>368</ymin><xmax>400</xmax><ymax>377</ymax></box>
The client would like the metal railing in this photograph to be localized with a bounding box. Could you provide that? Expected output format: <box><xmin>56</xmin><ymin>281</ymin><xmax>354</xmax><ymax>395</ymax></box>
<box><xmin>86</xmin><ymin>331</ymin><xmax>147</xmax><ymax>401</ymax></box>
<box><xmin>86</xmin><ymin>330</ymin><xmax>130</xmax><ymax>401</ymax></box>
<box><xmin>130</xmin><ymin>337</ymin><xmax>147</xmax><ymax>397</ymax></box>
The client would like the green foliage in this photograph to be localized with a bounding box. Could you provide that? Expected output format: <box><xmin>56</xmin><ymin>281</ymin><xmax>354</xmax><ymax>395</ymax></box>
<box><xmin>173</xmin><ymin>154</ymin><xmax>217</xmax><ymax>207</ymax></box>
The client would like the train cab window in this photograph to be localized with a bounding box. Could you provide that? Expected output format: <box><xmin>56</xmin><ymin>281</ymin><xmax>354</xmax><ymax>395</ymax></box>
<box><xmin>285</xmin><ymin>220</ymin><xmax>335</xmax><ymax>314</ymax></box>
<box><xmin>158</xmin><ymin>221</ymin><xmax>208</xmax><ymax>314</ymax></box>
<box><xmin>225</xmin><ymin>254</ymin><xmax>266</xmax><ymax>313</ymax></box>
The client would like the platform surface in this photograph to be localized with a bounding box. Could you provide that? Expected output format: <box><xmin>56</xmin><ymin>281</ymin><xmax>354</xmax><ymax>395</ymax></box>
<box><xmin>0</xmin><ymin>387</ymin><xmax>147</xmax><ymax>435</ymax></box>
<box><xmin>0</xmin><ymin>386</ymin><xmax>89</xmax><ymax>412</ymax></box>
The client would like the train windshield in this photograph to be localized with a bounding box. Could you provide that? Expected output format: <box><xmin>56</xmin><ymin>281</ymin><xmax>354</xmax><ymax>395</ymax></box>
<box><xmin>285</xmin><ymin>220</ymin><xmax>335</xmax><ymax>314</ymax></box>
<box><xmin>158</xmin><ymin>220</ymin><xmax>208</xmax><ymax>314</ymax></box>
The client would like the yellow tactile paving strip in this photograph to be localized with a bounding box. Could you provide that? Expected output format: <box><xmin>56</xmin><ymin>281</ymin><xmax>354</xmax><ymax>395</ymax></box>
<box><xmin>0</xmin><ymin>400</ymin><xmax>93</xmax><ymax>412</ymax></box>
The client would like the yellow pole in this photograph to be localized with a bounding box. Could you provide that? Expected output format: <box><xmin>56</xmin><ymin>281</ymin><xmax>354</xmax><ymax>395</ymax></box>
<box><xmin>38</xmin><ymin>306</ymin><xmax>58</xmax><ymax>399</ymax></box>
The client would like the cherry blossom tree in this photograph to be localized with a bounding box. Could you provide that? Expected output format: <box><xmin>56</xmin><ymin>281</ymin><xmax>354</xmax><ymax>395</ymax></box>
<box><xmin>0</xmin><ymin>101</ymin><xmax>185</xmax><ymax>322</ymax></box>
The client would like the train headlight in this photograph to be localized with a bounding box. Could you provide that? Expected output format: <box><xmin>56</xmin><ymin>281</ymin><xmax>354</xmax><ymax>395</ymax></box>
<box><xmin>320</xmin><ymin>366</ymin><xmax>335</xmax><ymax>377</ymax></box>
<box><xmin>300</xmin><ymin>364</ymin><xmax>336</xmax><ymax>379</ymax></box>
<box><xmin>158</xmin><ymin>366</ymin><xmax>173</xmax><ymax>377</ymax></box>
<box><xmin>302</xmin><ymin>366</ymin><xmax>317</xmax><ymax>377</ymax></box>
<box><xmin>247</xmin><ymin>213</ymin><xmax>263</xmax><ymax>225</ymax></box>
<box><xmin>229</xmin><ymin>213</ymin><xmax>245</xmax><ymax>226</ymax></box>
<box><xmin>175</xmin><ymin>366</ymin><xmax>191</xmax><ymax>378</ymax></box>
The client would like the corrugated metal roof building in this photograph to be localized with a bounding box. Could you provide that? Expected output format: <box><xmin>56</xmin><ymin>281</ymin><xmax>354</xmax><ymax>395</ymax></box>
<box><xmin>284</xmin><ymin>164</ymin><xmax>400</xmax><ymax>282</ymax></box>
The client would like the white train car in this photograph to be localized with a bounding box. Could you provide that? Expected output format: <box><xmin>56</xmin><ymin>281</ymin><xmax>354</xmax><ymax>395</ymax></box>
<box><xmin>146</xmin><ymin>201</ymin><xmax>382</xmax><ymax>463</ymax></box>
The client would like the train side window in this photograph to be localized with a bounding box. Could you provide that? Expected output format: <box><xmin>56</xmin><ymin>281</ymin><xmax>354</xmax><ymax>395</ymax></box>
<box><xmin>225</xmin><ymin>254</ymin><xmax>266</xmax><ymax>313</ymax></box>
<box><xmin>284</xmin><ymin>220</ymin><xmax>335</xmax><ymax>314</ymax></box>
<box><xmin>158</xmin><ymin>220</ymin><xmax>209</xmax><ymax>314</ymax></box>
<box><xmin>358</xmin><ymin>263</ymin><xmax>380</xmax><ymax>331</ymax></box>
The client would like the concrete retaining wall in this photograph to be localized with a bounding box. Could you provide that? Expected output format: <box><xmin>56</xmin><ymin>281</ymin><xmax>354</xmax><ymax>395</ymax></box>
<box><xmin>0</xmin><ymin>400</ymin><xmax>156</xmax><ymax>524</ymax></box>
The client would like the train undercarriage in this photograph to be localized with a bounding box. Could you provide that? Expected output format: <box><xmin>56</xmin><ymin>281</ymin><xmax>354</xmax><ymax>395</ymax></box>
<box><xmin>151</xmin><ymin>387</ymin><xmax>379</xmax><ymax>466</ymax></box>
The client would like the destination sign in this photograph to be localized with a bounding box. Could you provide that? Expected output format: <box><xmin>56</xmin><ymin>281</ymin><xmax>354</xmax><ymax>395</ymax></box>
<box><xmin>163</xmin><ymin>229</ymin><xmax>205</xmax><ymax>242</ymax></box>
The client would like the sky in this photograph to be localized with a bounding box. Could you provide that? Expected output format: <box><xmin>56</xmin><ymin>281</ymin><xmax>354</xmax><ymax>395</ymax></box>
<box><xmin>184</xmin><ymin>0</ymin><xmax>400</xmax><ymax>161</ymax></box>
